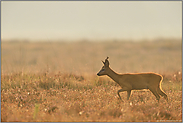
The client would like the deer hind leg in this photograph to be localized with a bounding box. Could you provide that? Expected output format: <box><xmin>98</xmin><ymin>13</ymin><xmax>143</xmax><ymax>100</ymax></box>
<box><xmin>149</xmin><ymin>87</ymin><xmax>160</xmax><ymax>102</ymax></box>
<box><xmin>157</xmin><ymin>87</ymin><xmax>168</xmax><ymax>102</ymax></box>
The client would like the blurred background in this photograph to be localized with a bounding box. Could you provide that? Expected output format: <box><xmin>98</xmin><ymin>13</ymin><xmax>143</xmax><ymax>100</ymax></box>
<box><xmin>1</xmin><ymin>1</ymin><xmax>182</xmax><ymax>75</ymax></box>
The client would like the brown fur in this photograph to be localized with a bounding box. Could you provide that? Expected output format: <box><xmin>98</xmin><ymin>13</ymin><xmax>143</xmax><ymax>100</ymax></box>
<box><xmin>97</xmin><ymin>57</ymin><xmax>168</xmax><ymax>102</ymax></box>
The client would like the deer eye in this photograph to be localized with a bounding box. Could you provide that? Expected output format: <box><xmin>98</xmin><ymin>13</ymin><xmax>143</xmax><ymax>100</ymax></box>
<box><xmin>101</xmin><ymin>68</ymin><xmax>105</xmax><ymax>71</ymax></box>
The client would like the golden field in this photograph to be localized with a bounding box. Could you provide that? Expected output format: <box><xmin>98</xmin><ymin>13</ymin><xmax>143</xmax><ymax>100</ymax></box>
<box><xmin>1</xmin><ymin>39</ymin><xmax>182</xmax><ymax>122</ymax></box>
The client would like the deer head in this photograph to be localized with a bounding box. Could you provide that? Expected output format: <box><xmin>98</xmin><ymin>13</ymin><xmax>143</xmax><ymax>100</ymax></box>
<box><xmin>97</xmin><ymin>57</ymin><xmax>110</xmax><ymax>76</ymax></box>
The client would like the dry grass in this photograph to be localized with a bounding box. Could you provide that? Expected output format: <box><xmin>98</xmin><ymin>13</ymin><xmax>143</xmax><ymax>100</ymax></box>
<box><xmin>2</xmin><ymin>39</ymin><xmax>181</xmax><ymax>75</ymax></box>
<box><xmin>1</xmin><ymin>39</ymin><xmax>182</xmax><ymax>122</ymax></box>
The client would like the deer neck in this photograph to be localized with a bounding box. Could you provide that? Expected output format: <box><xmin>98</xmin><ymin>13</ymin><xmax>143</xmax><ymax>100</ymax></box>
<box><xmin>107</xmin><ymin>67</ymin><xmax>120</xmax><ymax>83</ymax></box>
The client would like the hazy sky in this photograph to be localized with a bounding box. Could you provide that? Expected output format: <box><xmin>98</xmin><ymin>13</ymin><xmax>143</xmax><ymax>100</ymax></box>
<box><xmin>1</xmin><ymin>1</ymin><xmax>182</xmax><ymax>41</ymax></box>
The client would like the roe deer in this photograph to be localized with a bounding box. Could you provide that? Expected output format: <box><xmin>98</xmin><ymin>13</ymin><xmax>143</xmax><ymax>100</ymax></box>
<box><xmin>97</xmin><ymin>57</ymin><xmax>168</xmax><ymax>102</ymax></box>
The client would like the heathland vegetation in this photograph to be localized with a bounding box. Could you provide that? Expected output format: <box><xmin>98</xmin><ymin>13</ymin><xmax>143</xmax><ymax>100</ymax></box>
<box><xmin>1</xmin><ymin>39</ymin><xmax>182</xmax><ymax>122</ymax></box>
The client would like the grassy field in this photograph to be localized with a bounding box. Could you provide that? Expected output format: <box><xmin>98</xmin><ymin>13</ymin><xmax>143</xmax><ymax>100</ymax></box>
<box><xmin>1</xmin><ymin>39</ymin><xmax>182</xmax><ymax>122</ymax></box>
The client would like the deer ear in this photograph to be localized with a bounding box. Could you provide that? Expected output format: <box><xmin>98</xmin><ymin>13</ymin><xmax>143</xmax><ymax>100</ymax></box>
<box><xmin>102</xmin><ymin>60</ymin><xmax>105</xmax><ymax>65</ymax></box>
<box><xmin>104</xmin><ymin>57</ymin><xmax>109</xmax><ymax>67</ymax></box>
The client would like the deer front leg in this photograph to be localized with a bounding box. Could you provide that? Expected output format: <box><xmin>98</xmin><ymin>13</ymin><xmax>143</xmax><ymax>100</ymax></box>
<box><xmin>117</xmin><ymin>87</ymin><xmax>131</xmax><ymax>100</ymax></box>
<box><xmin>127</xmin><ymin>90</ymin><xmax>131</xmax><ymax>100</ymax></box>
<box><xmin>117</xmin><ymin>89</ymin><xmax>123</xmax><ymax>100</ymax></box>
